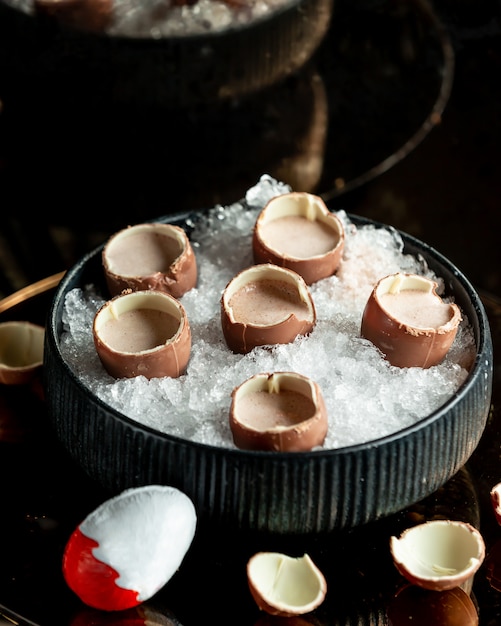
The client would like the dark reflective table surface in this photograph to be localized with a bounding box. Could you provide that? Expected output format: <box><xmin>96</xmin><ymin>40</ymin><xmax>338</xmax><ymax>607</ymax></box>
<box><xmin>0</xmin><ymin>0</ymin><xmax>500</xmax><ymax>623</ymax></box>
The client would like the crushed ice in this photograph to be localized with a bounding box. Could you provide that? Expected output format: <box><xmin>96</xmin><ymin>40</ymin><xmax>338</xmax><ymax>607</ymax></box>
<box><xmin>59</xmin><ymin>175</ymin><xmax>475</xmax><ymax>450</ymax></box>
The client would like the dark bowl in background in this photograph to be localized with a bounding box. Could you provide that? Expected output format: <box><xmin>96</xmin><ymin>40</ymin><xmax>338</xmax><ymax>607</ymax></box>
<box><xmin>0</xmin><ymin>0</ymin><xmax>334</xmax><ymax>108</ymax></box>
<box><xmin>43</xmin><ymin>213</ymin><xmax>493</xmax><ymax>534</ymax></box>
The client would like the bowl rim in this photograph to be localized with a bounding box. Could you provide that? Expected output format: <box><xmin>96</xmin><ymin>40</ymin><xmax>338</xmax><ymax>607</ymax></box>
<box><xmin>45</xmin><ymin>210</ymin><xmax>493</xmax><ymax>461</ymax></box>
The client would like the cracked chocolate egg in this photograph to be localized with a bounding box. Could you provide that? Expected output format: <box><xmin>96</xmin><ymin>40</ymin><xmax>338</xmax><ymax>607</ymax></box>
<box><xmin>361</xmin><ymin>272</ymin><xmax>462</xmax><ymax>368</ymax></box>
<box><xmin>63</xmin><ymin>485</ymin><xmax>197</xmax><ymax>611</ymax></box>
<box><xmin>247</xmin><ymin>552</ymin><xmax>327</xmax><ymax>617</ymax></box>
<box><xmin>93</xmin><ymin>290</ymin><xmax>191</xmax><ymax>379</ymax></box>
<box><xmin>0</xmin><ymin>321</ymin><xmax>45</xmax><ymax>385</ymax></box>
<box><xmin>103</xmin><ymin>223</ymin><xmax>197</xmax><ymax>299</ymax></box>
<box><xmin>229</xmin><ymin>371</ymin><xmax>328</xmax><ymax>452</ymax></box>
<box><xmin>253</xmin><ymin>191</ymin><xmax>345</xmax><ymax>285</ymax></box>
<box><xmin>390</xmin><ymin>520</ymin><xmax>485</xmax><ymax>591</ymax></box>
<box><xmin>221</xmin><ymin>264</ymin><xmax>316</xmax><ymax>354</ymax></box>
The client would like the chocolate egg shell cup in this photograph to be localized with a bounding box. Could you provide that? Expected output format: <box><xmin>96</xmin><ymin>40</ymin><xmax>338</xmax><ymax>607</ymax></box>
<box><xmin>102</xmin><ymin>223</ymin><xmax>198</xmax><ymax>300</ymax></box>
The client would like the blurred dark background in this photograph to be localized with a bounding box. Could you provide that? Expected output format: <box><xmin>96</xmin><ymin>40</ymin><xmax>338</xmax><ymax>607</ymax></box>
<box><xmin>0</xmin><ymin>0</ymin><xmax>500</xmax><ymax>300</ymax></box>
<box><xmin>350</xmin><ymin>0</ymin><xmax>501</xmax><ymax>300</ymax></box>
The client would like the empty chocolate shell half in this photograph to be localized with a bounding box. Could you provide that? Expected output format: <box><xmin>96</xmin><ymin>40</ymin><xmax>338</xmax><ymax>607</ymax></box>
<box><xmin>361</xmin><ymin>272</ymin><xmax>462</xmax><ymax>368</ymax></box>
<box><xmin>253</xmin><ymin>192</ymin><xmax>345</xmax><ymax>285</ymax></box>
<box><xmin>247</xmin><ymin>552</ymin><xmax>327</xmax><ymax>617</ymax></box>
<box><xmin>0</xmin><ymin>321</ymin><xmax>45</xmax><ymax>385</ymax></box>
<box><xmin>229</xmin><ymin>371</ymin><xmax>328</xmax><ymax>452</ymax></box>
<box><xmin>93</xmin><ymin>290</ymin><xmax>191</xmax><ymax>380</ymax></box>
<box><xmin>390</xmin><ymin>520</ymin><xmax>485</xmax><ymax>591</ymax></box>
<box><xmin>102</xmin><ymin>223</ymin><xmax>197</xmax><ymax>299</ymax></box>
<box><xmin>221</xmin><ymin>264</ymin><xmax>316</xmax><ymax>354</ymax></box>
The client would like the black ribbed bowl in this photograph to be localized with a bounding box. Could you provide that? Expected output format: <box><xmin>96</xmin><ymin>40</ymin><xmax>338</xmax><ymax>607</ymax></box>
<box><xmin>43</xmin><ymin>213</ymin><xmax>493</xmax><ymax>534</ymax></box>
<box><xmin>0</xmin><ymin>0</ymin><xmax>333</xmax><ymax>108</ymax></box>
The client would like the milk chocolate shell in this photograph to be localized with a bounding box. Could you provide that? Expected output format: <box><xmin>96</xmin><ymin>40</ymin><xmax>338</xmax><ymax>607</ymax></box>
<box><xmin>102</xmin><ymin>223</ymin><xmax>197</xmax><ymax>299</ymax></box>
<box><xmin>361</xmin><ymin>272</ymin><xmax>462</xmax><ymax>368</ymax></box>
<box><xmin>0</xmin><ymin>321</ymin><xmax>45</xmax><ymax>385</ymax></box>
<box><xmin>229</xmin><ymin>371</ymin><xmax>328</xmax><ymax>452</ymax></box>
<box><xmin>253</xmin><ymin>192</ymin><xmax>345</xmax><ymax>285</ymax></box>
<box><xmin>221</xmin><ymin>264</ymin><xmax>316</xmax><ymax>354</ymax></box>
<box><xmin>247</xmin><ymin>552</ymin><xmax>327</xmax><ymax>617</ymax></box>
<box><xmin>390</xmin><ymin>520</ymin><xmax>485</xmax><ymax>591</ymax></box>
<box><xmin>93</xmin><ymin>290</ymin><xmax>191</xmax><ymax>379</ymax></box>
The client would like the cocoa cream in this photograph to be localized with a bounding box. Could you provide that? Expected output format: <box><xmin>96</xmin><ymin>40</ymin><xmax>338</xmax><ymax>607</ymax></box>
<box><xmin>236</xmin><ymin>390</ymin><xmax>315</xmax><ymax>430</ymax></box>
<box><xmin>258</xmin><ymin>216</ymin><xmax>339</xmax><ymax>259</ymax></box>
<box><xmin>379</xmin><ymin>290</ymin><xmax>454</xmax><ymax>329</ymax></box>
<box><xmin>105</xmin><ymin>232</ymin><xmax>180</xmax><ymax>276</ymax></box>
<box><xmin>228</xmin><ymin>279</ymin><xmax>311</xmax><ymax>325</ymax></box>
<box><xmin>98</xmin><ymin>309</ymin><xmax>180</xmax><ymax>353</ymax></box>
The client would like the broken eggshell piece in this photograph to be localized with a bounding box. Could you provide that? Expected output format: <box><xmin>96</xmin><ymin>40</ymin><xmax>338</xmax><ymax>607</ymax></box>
<box><xmin>389</xmin><ymin>520</ymin><xmax>485</xmax><ymax>591</ymax></box>
<box><xmin>229</xmin><ymin>371</ymin><xmax>328</xmax><ymax>452</ymax></box>
<box><xmin>0</xmin><ymin>321</ymin><xmax>45</xmax><ymax>385</ymax></box>
<box><xmin>102</xmin><ymin>222</ymin><xmax>197</xmax><ymax>299</ymax></box>
<box><xmin>361</xmin><ymin>272</ymin><xmax>462</xmax><ymax>368</ymax></box>
<box><xmin>221</xmin><ymin>263</ymin><xmax>316</xmax><ymax>354</ymax></box>
<box><xmin>253</xmin><ymin>191</ymin><xmax>345</xmax><ymax>285</ymax></box>
<box><xmin>62</xmin><ymin>485</ymin><xmax>197</xmax><ymax>611</ymax></box>
<box><xmin>247</xmin><ymin>552</ymin><xmax>327</xmax><ymax>617</ymax></box>
<box><xmin>93</xmin><ymin>290</ymin><xmax>191</xmax><ymax>379</ymax></box>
